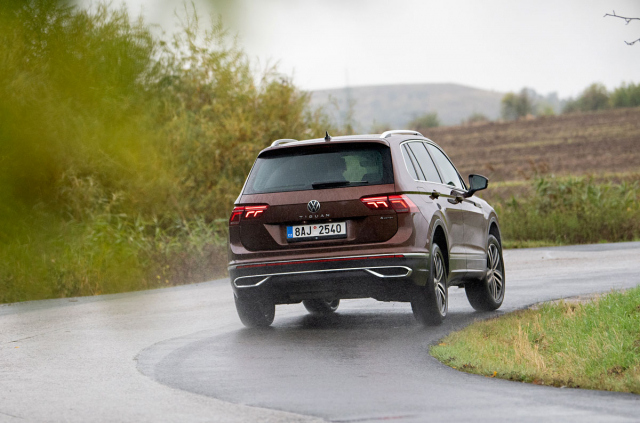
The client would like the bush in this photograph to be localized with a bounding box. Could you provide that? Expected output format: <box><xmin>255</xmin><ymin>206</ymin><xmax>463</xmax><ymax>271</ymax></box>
<box><xmin>408</xmin><ymin>112</ymin><xmax>440</xmax><ymax>130</ymax></box>
<box><xmin>464</xmin><ymin>112</ymin><xmax>490</xmax><ymax>124</ymax></box>
<box><xmin>496</xmin><ymin>177</ymin><xmax>640</xmax><ymax>245</ymax></box>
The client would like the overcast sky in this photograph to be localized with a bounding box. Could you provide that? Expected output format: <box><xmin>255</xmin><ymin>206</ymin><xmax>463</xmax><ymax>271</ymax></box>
<box><xmin>85</xmin><ymin>0</ymin><xmax>639</xmax><ymax>98</ymax></box>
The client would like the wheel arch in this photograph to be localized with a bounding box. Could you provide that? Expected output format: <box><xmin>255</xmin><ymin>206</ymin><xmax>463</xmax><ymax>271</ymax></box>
<box><xmin>488</xmin><ymin>215</ymin><xmax>502</xmax><ymax>244</ymax></box>
<box><xmin>430</xmin><ymin>219</ymin><xmax>449</xmax><ymax>274</ymax></box>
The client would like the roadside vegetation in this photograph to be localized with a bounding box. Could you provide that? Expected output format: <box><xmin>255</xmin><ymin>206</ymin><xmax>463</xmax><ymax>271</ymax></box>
<box><xmin>431</xmin><ymin>286</ymin><xmax>640</xmax><ymax>394</ymax></box>
<box><xmin>495</xmin><ymin>176</ymin><xmax>640</xmax><ymax>248</ymax></box>
<box><xmin>0</xmin><ymin>1</ymin><xmax>332</xmax><ymax>303</ymax></box>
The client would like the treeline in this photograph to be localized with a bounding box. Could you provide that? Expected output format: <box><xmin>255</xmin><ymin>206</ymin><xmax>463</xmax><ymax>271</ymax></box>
<box><xmin>500</xmin><ymin>82</ymin><xmax>640</xmax><ymax>121</ymax></box>
<box><xmin>563</xmin><ymin>82</ymin><xmax>640</xmax><ymax>113</ymax></box>
<box><xmin>0</xmin><ymin>1</ymin><xmax>332</xmax><ymax>302</ymax></box>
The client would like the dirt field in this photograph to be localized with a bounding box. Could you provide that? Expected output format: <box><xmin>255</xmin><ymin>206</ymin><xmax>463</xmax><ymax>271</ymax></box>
<box><xmin>426</xmin><ymin>107</ymin><xmax>640</xmax><ymax>186</ymax></box>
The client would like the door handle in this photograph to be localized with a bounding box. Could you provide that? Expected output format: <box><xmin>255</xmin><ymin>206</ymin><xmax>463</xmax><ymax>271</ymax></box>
<box><xmin>448</xmin><ymin>189</ymin><xmax>464</xmax><ymax>204</ymax></box>
<box><xmin>430</xmin><ymin>190</ymin><xmax>440</xmax><ymax>199</ymax></box>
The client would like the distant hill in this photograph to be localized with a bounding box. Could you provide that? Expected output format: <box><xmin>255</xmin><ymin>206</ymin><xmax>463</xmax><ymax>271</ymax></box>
<box><xmin>309</xmin><ymin>83</ymin><xmax>505</xmax><ymax>131</ymax></box>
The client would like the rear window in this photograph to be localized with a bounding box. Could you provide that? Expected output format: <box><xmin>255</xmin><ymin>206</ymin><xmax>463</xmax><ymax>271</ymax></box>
<box><xmin>243</xmin><ymin>143</ymin><xmax>394</xmax><ymax>194</ymax></box>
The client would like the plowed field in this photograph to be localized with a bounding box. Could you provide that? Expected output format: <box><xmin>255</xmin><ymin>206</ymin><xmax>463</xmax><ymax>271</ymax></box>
<box><xmin>427</xmin><ymin>107</ymin><xmax>640</xmax><ymax>185</ymax></box>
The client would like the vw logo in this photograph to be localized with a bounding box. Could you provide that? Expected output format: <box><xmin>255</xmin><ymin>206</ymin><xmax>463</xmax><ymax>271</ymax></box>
<box><xmin>307</xmin><ymin>200</ymin><xmax>321</xmax><ymax>213</ymax></box>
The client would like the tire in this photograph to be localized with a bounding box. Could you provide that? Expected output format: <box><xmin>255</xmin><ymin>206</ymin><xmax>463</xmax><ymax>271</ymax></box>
<box><xmin>465</xmin><ymin>234</ymin><xmax>505</xmax><ymax>311</ymax></box>
<box><xmin>234</xmin><ymin>294</ymin><xmax>275</xmax><ymax>327</ymax></box>
<box><xmin>303</xmin><ymin>299</ymin><xmax>340</xmax><ymax>315</ymax></box>
<box><xmin>411</xmin><ymin>242</ymin><xmax>448</xmax><ymax>326</ymax></box>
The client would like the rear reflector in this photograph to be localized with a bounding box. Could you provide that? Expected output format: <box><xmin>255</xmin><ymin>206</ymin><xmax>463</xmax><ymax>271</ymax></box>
<box><xmin>229</xmin><ymin>204</ymin><xmax>269</xmax><ymax>225</ymax></box>
<box><xmin>360</xmin><ymin>195</ymin><xmax>417</xmax><ymax>213</ymax></box>
<box><xmin>237</xmin><ymin>254</ymin><xmax>405</xmax><ymax>269</ymax></box>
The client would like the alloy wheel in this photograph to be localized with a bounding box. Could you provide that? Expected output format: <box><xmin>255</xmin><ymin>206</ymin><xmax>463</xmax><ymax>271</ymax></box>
<box><xmin>433</xmin><ymin>252</ymin><xmax>447</xmax><ymax>316</ymax></box>
<box><xmin>487</xmin><ymin>243</ymin><xmax>504</xmax><ymax>302</ymax></box>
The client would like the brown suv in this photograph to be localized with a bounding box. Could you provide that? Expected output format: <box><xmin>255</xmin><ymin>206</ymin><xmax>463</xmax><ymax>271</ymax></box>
<box><xmin>228</xmin><ymin>130</ymin><xmax>504</xmax><ymax>327</ymax></box>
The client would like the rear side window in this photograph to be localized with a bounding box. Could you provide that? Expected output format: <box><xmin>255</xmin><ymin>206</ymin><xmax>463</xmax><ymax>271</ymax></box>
<box><xmin>401</xmin><ymin>145</ymin><xmax>420</xmax><ymax>180</ymax></box>
<box><xmin>406</xmin><ymin>142</ymin><xmax>442</xmax><ymax>183</ymax></box>
<box><xmin>426</xmin><ymin>144</ymin><xmax>465</xmax><ymax>189</ymax></box>
<box><xmin>244</xmin><ymin>143</ymin><xmax>394</xmax><ymax>194</ymax></box>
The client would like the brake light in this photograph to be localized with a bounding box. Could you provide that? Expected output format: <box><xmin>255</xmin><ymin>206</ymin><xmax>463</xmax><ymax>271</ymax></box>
<box><xmin>229</xmin><ymin>206</ymin><xmax>244</xmax><ymax>225</ymax></box>
<box><xmin>229</xmin><ymin>205</ymin><xmax>269</xmax><ymax>225</ymax></box>
<box><xmin>361</xmin><ymin>195</ymin><xmax>416</xmax><ymax>213</ymax></box>
<box><xmin>360</xmin><ymin>196</ymin><xmax>390</xmax><ymax>209</ymax></box>
<box><xmin>244</xmin><ymin>205</ymin><xmax>268</xmax><ymax>219</ymax></box>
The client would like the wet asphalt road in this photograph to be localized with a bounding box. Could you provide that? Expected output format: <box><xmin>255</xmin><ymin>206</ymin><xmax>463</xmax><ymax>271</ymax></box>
<box><xmin>2</xmin><ymin>242</ymin><xmax>640</xmax><ymax>422</ymax></box>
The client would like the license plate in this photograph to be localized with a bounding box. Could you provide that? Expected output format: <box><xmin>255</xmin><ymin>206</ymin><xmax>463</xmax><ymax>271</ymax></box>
<box><xmin>286</xmin><ymin>222</ymin><xmax>347</xmax><ymax>241</ymax></box>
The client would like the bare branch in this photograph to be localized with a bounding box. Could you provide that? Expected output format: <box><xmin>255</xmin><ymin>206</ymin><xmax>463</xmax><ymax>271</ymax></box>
<box><xmin>604</xmin><ymin>10</ymin><xmax>640</xmax><ymax>24</ymax></box>
<box><xmin>604</xmin><ymin>10</ymin><xmax>639</xmax><ymax>45</ymax></box>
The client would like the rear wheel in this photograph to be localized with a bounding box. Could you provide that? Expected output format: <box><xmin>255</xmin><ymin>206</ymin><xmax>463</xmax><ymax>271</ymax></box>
<box><xmin>465</xmin><ymin>234</ymin><xmax>505</xmax><ymax>311</ymax></box>
<box><xmin>234</xmin><ymin>295</ymin><xmax>275</xmax><ymax>327</ymax></box>
<box><xmin>303</xmin><ymin>299</ymin><xmax>340</xmax><ymax>315</ymax></box>
<box><xmin>412</xmin><ymin>243</ymin><xmax>448</xmax><ymax>326</ymax></box>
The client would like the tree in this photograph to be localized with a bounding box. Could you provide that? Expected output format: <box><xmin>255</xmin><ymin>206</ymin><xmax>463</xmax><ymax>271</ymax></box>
<box><xmin>563</xmin><ymin>83</ymin><xmax>610</xmax><ymax>113</ymax></box>
<box><xmin>501</xmin><ymin>89</ymin><xmax>535</xmax><ymax>121</ymax></box>
<box><xmin>579</xmin><ymin>83</ymin><xmax>610</xmax><ymax>111</ymax></box>
<box><xmin>604</xmin><ymin>11</ymin><xmax>640</xmax><ymax>45</ymax></box>
<box><xmin>408</xmin><ymin>112</ymin><xmax>440</xmax><ymax>131</ymax></box>
<box><xmin>610</xmin><ymin>82</ymin><xmax>640</xmax><ymax>108</ymax></box>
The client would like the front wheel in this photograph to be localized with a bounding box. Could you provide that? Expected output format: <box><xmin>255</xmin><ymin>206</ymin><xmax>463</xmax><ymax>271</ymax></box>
<box><xmin>465</xmin><ymin>234</ymin><xmax>505</xmax><ymax>311</ymax></box>
<box><xmin>411</xmin><ymin>243</ymin><xmax>448</xmax><ymax>326</ymax></box>
<box><xmin>234</xmin><ymin>295</ymin><xmax>275</xmax><ymax>327</ymax></box>
<box><xmin>303</xmin><ymin>299</ymin><xmax>340</xmax><ymax>315</ymax></box>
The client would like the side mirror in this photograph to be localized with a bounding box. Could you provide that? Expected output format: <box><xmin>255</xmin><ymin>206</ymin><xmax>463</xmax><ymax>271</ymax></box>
<box><xmin>464</xmin><ymin>174</ymin><xmax>488</xmax><ymax>198</ymax></box>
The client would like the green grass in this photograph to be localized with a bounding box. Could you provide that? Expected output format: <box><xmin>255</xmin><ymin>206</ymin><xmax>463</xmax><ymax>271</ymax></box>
<box><xmin>502</xmin><ymin>240</ymin><xmax>562</xmax><ymax>249</ymax></box>
<box><xmin>431</xmin><ymin>287</ymin><xmax>640</xmax><ymax>394</ymax></box>
<box><xmin>0</xmin><ymin>205</ymin><xmax>229</xmax><ymax>303</ymax></box>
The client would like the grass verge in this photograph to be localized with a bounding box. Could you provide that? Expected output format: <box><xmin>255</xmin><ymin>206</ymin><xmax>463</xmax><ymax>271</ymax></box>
<box><xmin>431</xmin><ymin>287</ymin><xmax>640</xmax><ymax>394</ymax></box>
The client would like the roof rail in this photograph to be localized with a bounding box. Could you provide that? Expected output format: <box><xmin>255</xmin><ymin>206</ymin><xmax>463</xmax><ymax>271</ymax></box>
<box><xmin>380</xmin><ymin>130</ymin><xmax>424</xmax><ymax>139</ymax></box>
<box><xmin>271</xmin><ymin>139</ymin><xmax>298</xmax><ymax>147</ymax></box>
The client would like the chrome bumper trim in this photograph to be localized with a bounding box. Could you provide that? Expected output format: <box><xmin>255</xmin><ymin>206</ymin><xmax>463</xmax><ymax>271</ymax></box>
<box><xmin>233</xmin><ymin>265</ymin><xmax>415</xmax><ymax>289</ymax></box>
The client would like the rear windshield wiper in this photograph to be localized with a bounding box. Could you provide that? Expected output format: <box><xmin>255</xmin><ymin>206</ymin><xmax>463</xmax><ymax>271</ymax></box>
<box><xmin>311</xmin><ymin>181</ymin><xmax>369</xmax><ymax>189</ymax></box>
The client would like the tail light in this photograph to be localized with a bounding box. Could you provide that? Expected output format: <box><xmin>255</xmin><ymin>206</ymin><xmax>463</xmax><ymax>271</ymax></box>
<box><xmin>229</xmin><ymin>205</ymin><xmax>269</xmax><ymax>225</ymax></box>
<box><xmin>361</xmin><ymin>195</ymin><xmax>417</xmax><ymax>213</ymax></box>
<box><xmin>388</xmin><ymin>195</ymin><xmax>416</xmax><ymax>213</ymax></box>
<box><xmin>360</xmin><ymin>196</ymin><xmax>389</xmax><ymax>209</ymax></box>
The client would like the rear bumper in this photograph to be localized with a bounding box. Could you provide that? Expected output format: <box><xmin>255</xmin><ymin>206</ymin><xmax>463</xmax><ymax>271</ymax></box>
<box><xmin>228</xmin><ymin>253</ymin><xmax>429</xmax><ymax>304</ymax></box>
